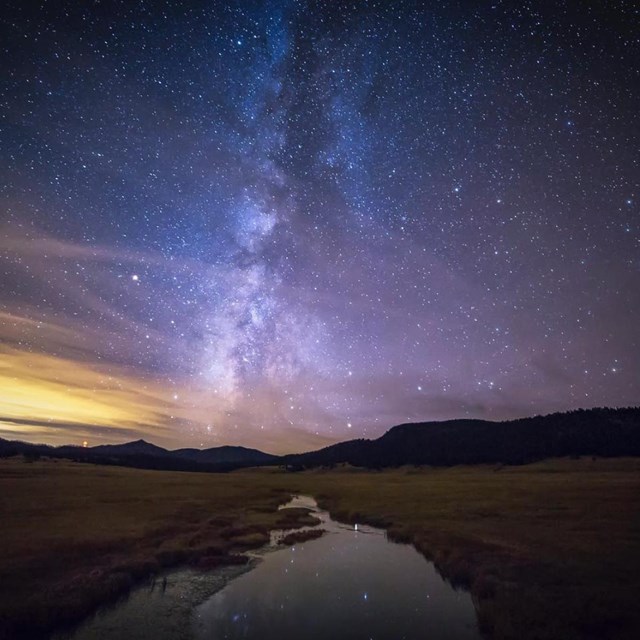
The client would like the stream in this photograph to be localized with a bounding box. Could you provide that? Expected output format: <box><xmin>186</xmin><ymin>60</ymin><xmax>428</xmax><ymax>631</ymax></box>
<box><xmin>55</xmin><ymin>495</ymin><xmax>481</xmax><ymax>639</ymax></box>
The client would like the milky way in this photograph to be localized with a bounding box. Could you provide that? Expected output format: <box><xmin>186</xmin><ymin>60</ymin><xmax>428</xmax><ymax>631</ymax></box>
<box><xmin>1</xmin><ymin>1</ymin><xmax>638</xmax><ymax>452</ymax></box>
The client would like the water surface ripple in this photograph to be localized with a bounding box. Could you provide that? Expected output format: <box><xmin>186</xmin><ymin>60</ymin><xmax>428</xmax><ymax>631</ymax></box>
<box><xmin>58</xmin><ymin>495</ymin><xmax>481</xmax><ymax>640</ymax></box>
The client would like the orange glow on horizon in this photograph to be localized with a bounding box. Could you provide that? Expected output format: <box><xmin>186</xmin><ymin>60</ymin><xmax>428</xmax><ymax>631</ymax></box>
<box><xmin>0</xmin><ymin>345</ymin><xmax>337</xmax><ymax>454</ymax></box>
<box><xmin>0</xmin><ymin>346</ymin><xmax>173</xmax><ymax>445</ymax></box>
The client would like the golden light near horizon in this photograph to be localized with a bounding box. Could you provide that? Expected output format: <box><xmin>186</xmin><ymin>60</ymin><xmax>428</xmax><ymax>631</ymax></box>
<box><xmin>0</xmin><ymin>342</ymin><xmax>336</xmax><ymax>454</ymax></box>
<box><xmin>1</xmin><ymin>0</ymin><xmax>639</xmax><ymax>459</ymax></box>
<box><xmin>0</xmin><ymin>346</ymin><xmax>173</xmax><ymax>445</ymax></box>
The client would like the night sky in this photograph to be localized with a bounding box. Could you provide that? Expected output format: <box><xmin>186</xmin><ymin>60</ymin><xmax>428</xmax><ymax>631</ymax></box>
<box><xmin>1</xmin><ymin>1</ymin><xmax>638</xmax><ymax>453</ymax></box>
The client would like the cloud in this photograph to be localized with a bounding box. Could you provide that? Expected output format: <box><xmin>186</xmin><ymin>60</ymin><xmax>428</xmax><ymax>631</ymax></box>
<box><xmin>0</xmin><ymin>417</ymin><xmax>150</xmax><ymax>446</ymax></box>
<box><xmin>0</xmin><ymin>346</ymin><xmax>175</xmax><ymax>442</ymax></box>
<box><xmin>0</xmin><ymin>224</ymin><xmax>215</xmax><ymax>275</ymax></box>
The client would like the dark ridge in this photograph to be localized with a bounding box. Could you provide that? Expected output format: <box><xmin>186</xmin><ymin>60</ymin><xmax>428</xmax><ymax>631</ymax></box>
<box><xmin>172</xmin><ymin>445</ymin><xmax>277</xmax><ymax>465</ymax></box>
<box><xmin>2</xmin><ymin>407</ymin><xmax>639</xmax><ymax>473</ymax></box>
<box><xmin>92</xmin><ymin>439</ymin><xmax>170</xmax><ymax>456</ymax></box>
<box><xmin>0</xmin><ymin>437</ymin><xmax>278</xmax><ymax>473</ymax></box>
<box><xmin>282</xmin><ymin>407</ymin><xmax>640</xmax><ymax>469</ymax></box>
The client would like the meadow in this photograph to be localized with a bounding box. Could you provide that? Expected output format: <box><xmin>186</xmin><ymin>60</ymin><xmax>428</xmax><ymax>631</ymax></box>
<box><xmin>1</xmin><ymin>456</ymin><xmax>639</xmax><ymax>639</ymax></box>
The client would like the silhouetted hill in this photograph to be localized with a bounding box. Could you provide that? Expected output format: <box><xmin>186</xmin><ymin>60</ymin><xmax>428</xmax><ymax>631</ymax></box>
<box><xmin>283</xmin><ymin>407</ymin><xmax>640</xmax><ymax>469</ymax></box>
<box><xmin>92</xmin><ymin>439</ymin><xmax>170</xmax><ymax>457</ymax></box>
<box><xmin>2</xmin><ymin>407</ymin><xmax>639</xmax><ymax>472</ymax></box>
<box><xmin>173</xmin><ymin>445</ymin><xmax>276</xmax><ymax>465</ymax></box>
<box><xmin>0</xmin><ymin>437</ymin><xmax>277</xmax><ymax>472</ymax></box>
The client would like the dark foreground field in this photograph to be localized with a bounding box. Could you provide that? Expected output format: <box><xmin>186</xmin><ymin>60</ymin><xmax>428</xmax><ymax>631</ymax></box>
<box><xmin>1</xmin><ymin>458</ymin><xmax>639</xmax><ymax>639</ymax></box>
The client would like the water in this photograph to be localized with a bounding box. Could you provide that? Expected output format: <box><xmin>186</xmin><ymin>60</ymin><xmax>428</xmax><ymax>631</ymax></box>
<box><xmin>57</xmin><ymin>496</ymin><xmax>481</xmax><ymax>640</ymax></box>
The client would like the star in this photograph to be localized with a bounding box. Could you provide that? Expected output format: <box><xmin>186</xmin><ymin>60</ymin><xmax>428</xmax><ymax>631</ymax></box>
<box><xmin>0</xmin><ymin>1</ymin><xmax>636</xmax><ymax>452</ymax></box>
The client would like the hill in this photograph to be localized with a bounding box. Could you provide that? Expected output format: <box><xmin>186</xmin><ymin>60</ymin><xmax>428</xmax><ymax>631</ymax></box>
<box><xmin>283</xmin><ymin>407</ymin><xmax>640</xmax><ymax>469</ymax></box>
<box><xmin>172</xmin><ymin>445</ymin><xmax>275</xmax><ymax>465</ymax></box>
<box><xmin>1</xmin><ymin>407</ymin><xmax>639</xmax><ymax>472</ymax></box>
<box><xmin>0</xmin><ymin>437</ymin><xmax>277</xmax><ymax>472</ymax></box>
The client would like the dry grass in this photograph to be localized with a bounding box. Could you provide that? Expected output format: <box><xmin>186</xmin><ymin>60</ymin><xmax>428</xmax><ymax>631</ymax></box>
<box><xmin>274</xmin><ymin>507</ymin><xmax>321</xmax><ymax>528</ymax></box>
<box><xmin>0</xmin><ymin>458</ymin><xmax>300</xmax><ymax>639</ymax></box>
<box><xmin>277</xmin><ymin>528</ymin><xmax>326</xmax><ymax>545</ymax></box>
<box><xmin>1</xmin><ymin>456</ymin><xmax>639</xmax><ymax>639</ymax></box>
<box><xmin>273</xmin><ymin>458</ymin><xmax>640</xmax><ymax>640</ymax></box>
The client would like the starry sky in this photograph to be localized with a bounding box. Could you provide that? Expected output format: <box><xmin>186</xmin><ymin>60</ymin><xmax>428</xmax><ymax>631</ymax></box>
<box><xmin>1</xmin><ymin>1</ymin><xmax>638</xmax><ymax>454</ymax></box>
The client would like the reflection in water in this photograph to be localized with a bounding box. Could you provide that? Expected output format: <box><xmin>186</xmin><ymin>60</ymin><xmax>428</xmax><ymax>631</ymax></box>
<box><xmin>195</xmin><ymin>495</ymin><xmax>480</xmax><ymax>640</ymax></box>
<box><xmin>58</xmin><ymin>496</ymin><xmax>480</xmax><ymax>640</ymax></box>
<box><xmin>53</xmin><ymin>564</ymin><xmax>252</xmax><ymax>640</ymax></box>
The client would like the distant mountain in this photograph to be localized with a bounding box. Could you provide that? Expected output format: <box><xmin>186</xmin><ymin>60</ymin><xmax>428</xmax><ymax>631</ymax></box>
<box><xmin>173</xmin><ymin>445</ymin><xmax>276</xmax><ymax>465</ymax></box>
<box><xmin>88</xmin><ymin>440</ymin><xmax>276</xmax><ymax>465</ymax></box>
<box><xmin>2</xmin><ymin>407</ymin><xmax>639</xmax><ymax>472</ymax></box>
<box><xmin>92</xmin><ymin>439</ymin><xmax>171</xmax><ymax>457</ymax></box>
<box><xmin>0</xmin><ymin>436</ymin><xmax>278</xmax><ymax>472</ymax></box>
<box><xmin>283</xmin><ymin>407</ymin><xmax>640</xmax><ymax>469</ymax></box>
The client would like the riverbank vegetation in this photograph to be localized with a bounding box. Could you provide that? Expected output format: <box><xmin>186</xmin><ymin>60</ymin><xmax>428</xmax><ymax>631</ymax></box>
<box><xmin>1</xmin><ymin>456</ymin><xmax>639</xmax><ymax>639</ymax></box>
<box><xmin>284</xmin><ymin>458</ymin><xmax>640</xmax><ymax>640</ymax></box>
<box><xmin>0</xmin><ymin>459</ymin><xmax>300</xmax><ymax>639</ymax></box>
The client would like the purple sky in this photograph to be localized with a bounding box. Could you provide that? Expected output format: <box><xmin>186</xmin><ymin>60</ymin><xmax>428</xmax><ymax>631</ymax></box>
<box><xmin>1</xmin><ymin>1</ymin><xmax>638</xmax><ymax>453</ymax></box>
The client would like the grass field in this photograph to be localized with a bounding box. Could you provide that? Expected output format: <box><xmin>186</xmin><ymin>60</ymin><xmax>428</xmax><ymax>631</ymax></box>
<box><xmin>0</xmin><ymin>458</ymin><xmax>295</xmax><ymax>639</ymax></box>
<box><xmin>1</xmin><ymin>457</ymin><xmax>639</xmax><ymax>639</ymax></box>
